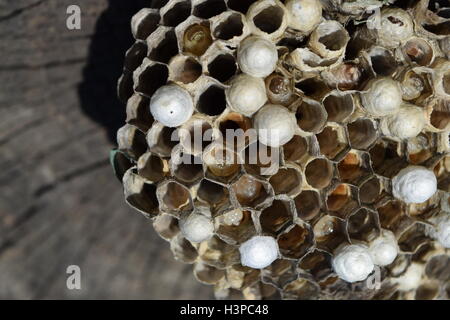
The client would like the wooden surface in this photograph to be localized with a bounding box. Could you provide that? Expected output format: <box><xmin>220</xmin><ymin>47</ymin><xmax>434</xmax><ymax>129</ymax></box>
<box><xmin>0</xmin><ymin>0</ymin><xmax>213</xmax><ymax>299</ymax></box>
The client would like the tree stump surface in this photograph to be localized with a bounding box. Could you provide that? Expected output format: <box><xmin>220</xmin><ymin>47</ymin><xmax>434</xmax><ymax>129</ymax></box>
<box><xmin>0</xmin><ymin>0</ymin><xmax>213</xmax><ymax>299</ymax></box>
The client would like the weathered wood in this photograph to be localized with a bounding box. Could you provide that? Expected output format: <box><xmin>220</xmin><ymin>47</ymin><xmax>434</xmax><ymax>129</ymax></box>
<box><xmin>0</xmin><ymin>0</ymin><xmax>213</xmax><ymax>299</ymax></box>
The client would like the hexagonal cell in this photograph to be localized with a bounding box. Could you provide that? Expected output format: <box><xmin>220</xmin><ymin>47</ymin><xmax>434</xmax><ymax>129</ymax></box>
<box><xmin>168</xmin><ymin>55</ymin><xmax>202</xmax><ymax>84</ymax></box>
<box><xmin>277</xmin><ymin>223</ymin><xmax>313</xmax><ymax>259</ymax></box>
<box><xmin>110</xmin><ymin>149</ymin><xmax>134</xmax><ymax>182</ymax></box>
<box><xmin>170</xmin><ymin>146</ymin><xmax>204</xmax><ymax>184</ymax></box>
<box><xmin>148</xmin><ymin>28</ymin><xmax>179</xmax><ymax>64</ymax></box>
<box><xmin>425</xmin><ymin>254</ymin><xmax>450</xmax><ymax>281</ymax></box>
<box><xmin>244</xmin><ymin>282</ymin><xmax>281</xmax><ymax>300</ymax></box>
<box><xmin>298</xmin><ymin>250</ymin><xmax>334</xmax><ymax>282</ymax></box>
<box><xmin>242</xmin><ymin>141</ymin><xmax>281</xmax><ymax>177</ymax></box>
<box><xmin>316</xmin><ymin>125</ymin><xmax>350</xmax><ymax>161</ymax></box>
<box><xmin>337</xmin><ymin>150</ymin><xmax>372</xmax><ymax>185</ymax></box>
<box><xmin>367</xmin><ymin>46</ymin><xmax>397</xmax><ymax>76</ymax></box>
<box><xmin>126</xmin><ymin>94</ymin><xmax>153</xmax><ymax>132</ymax></box>
<box><xmin>193</xmin><ymin>0</ymin><xmax>227</xmax><ymax>19</ymax></box>
<box><xmin>304</xmin><ymin>158</ymin><xmax>334</xmax><ymax>189</ymax></box>
<box><xmin>117</xmin><ymin>71</ymin><xmax>134</xmax><ymax>104</ymax></box>
<box><xmin>227</xmin><ymin>0</ymin><xmax>255</xmax><ymax>14</ymax></box>
<box><xmin>212</xmin><ymin>12</ymin><xmax>245</xmax><ymax>41</ymax></box>
<box><xmin>157</xmin><ymin>180</ymin><xmax>193</xmax><ymax>215</ymax></box>
<box><xmin>323</xmin><ymin>92</ymin><xmax>355</xmax><ymax>123</ymax></box>
<box><xmin>147</xmin><ymin>123</ymin><xmax>179</xmax><ymax>158</ymax></box>
<box><xmin>402</xmin><ymin>37</ymin><xmax>434</xmax><ymax>66</ymax></box>
<box><xmin>406</xmin><ymin>133</ymin><xmax>434</xmax><ymax>165</ymax></box>
<box><xmin>182</xmin><ymin>23</ymin><xmax>213</xmax><ymax>56</ymax></box>
<box><xmin>313</xmin><ymin>214</ymin><xmax>348</xmax><ymax>252</ymax></box>
<box><xmin>133</xmin><ymin>59</ymin><xmax>169</xmax><ymax>97</ymax></box>
<box><xmin>369</xmin><ymin>140</ymin><xmax>408</xmax><ymax>178</ymax></box>
<box><xmin>433</xmin><ymin>155</ymin><xmax>450</xmax><ymax>191</ymax></box>
<box><xmin>429</xmin><ymin>99</ymin><xmax>450</xmax><ymax>132</ymax></box>
<box><xmin>137</xmin><ymin>152</ymin><xmax>165</xmax><ymax>183</ymax></box>
<box><xmin>347</xmin><ymin>118</ymin><xmax>378</xmax><ymax>150</ymax></box>
<box><xmin>294</xmin><ymin>190</ymin><xmax>322</xmax><ymax>221</ymax></box>
<box><xmin>262</xmin><ymin>259</ymin><xmax>296</xmax><ymax>282</ymax></box>
<box><xmin>359</xmin><ymin>175</ymin><xmax>384</xmax><ymax>204</ymax></box>
<box><xmin>347</xmin><ymin>208</ymin><xmax>380</xmax><ymax>242</ymax></box>
<box><xmin>170</xmin><ymin>233</ymin><xmax>198</xmax><ymax>263</ymax></box>
<box><xmin>326</xmin><ymin>183</ymin><xmax>359</xmax><ymax>219</ymax></box>
<box><xmin>193</xmin><ymin>261</ymin><xmax>226</xmax><ymax>285</ymax></box>
<box><xmin>231</xmin><ymin>174</ymin><xmax>273</xmax><ymax>210</ymax></box>
<box><xmin>153</xmin><ymin>213</ymin><xmax>180</xmax><ymax>241</ymax></box>
<box><xmin>283</xmin><ymin>135</ymin><xmax>309</xmax><ymax>163</ymax></box>
<box><xmin>124</xmin><ymin>41</ymin><xmax>148</xmax><ymax>72</ymax></box>
<box><xmin>295</xmin><ymin>99</ymin><xmax>327</xmax><ymax>134</ymax></box>
<box><xmin>122</xmin><ymin>168</ymin><xmax>159</xmax><ymax>217</ymax></box>
<box><xmin>217</xmin><ymin>112</ymin><xmax>254</xmax><ymax>151</ymax></box>
<box><xmin>226</xmin><ymin>265</ymin><xmax>260</xmax><ymax>290</ymax></box>
<box><xmin>377</xmin><ymin>200</ymin><xmax>409</xmax><ymax>232</ymax></box>
<box><xmin>282</xmin><ymin>278</ymin><xmax>320</xmax><ymax>300</ymax></box>
<box><xmin>161</xmin><ymin>0</ymin><xmax>191</xmax><ymax>27</ymax></box>
<box><xmin>269</xmin><ymin>164</ymin><xmax>303</xmax><ymax>196</ymax></box>
<box><xmin>117</xmin><ymin>124</ymin><xmax>147</xmax><ymax>160</ymax></box>
<box><xmin>295</xmin><ymin>77</ymin><xmax>329</xmax><ymax>100</ymax></box>
<box><xmin>215</xmin><ymin>210</ymin><xmax>256</xmax><ymax>244</ymax></box>
<box><xmin>260</xmin><ymin>199</ymin><xmax>294</xmax><ymax>235</ymax></box>
<box><xmin>179</xmin><ymin>116</ymin><xmax>214</xmax><ymax>155</ymax></box>
<box><xmin>196</xmin><ymin>85</ymin><xmax>227</xmax><ymax>116</ymax></box>
<box><xmin>400</xmin><ymin>68</ymin><xmax>433</xmax><ymax>103</ymax></box>
<box><xmin>398</xmin><ymin>222</ymin><xmax>430</xmax><ymax>254</ymax></box>
<box><xmin>197</xmin><ymin>179</ymin><xmax>229</xmax><ymax>207</ymax></box>
<box><xmin>207</xmin><ymin>53</ymin><xmax>237</xmax><ymax>83</ymax></box>
<box><xmin>249</xmin><ymin>2</ymin><xmax>286</xmax><ymax>37</ymax></box>
<box><xmin>203</xmin><ymin>143</ymin><xmax>241</xmax><ymax>185</ymax></box>
<box><xmin>131</xmin><ymin>8</ymin><xmax>160</xmax><ymax>41</ymax></box>
<box><xmin>198</xmin><ymin>236</ymin><xmax>240</xmax><ymax>268</ymax></box>
<box><xmin>415</xmin><ymin>281</ymin><xmax>440</xmax><ymax>300</ymax></box>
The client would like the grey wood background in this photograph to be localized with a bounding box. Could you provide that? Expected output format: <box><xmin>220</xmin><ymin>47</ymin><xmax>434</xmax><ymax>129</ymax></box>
<box><xmin>0</xmin><ymin>0</ymin><xmax>213</xmax><ymax>299</ymax></box>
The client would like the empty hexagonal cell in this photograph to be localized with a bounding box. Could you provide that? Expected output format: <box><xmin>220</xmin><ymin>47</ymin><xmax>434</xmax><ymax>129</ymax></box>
<box><xmin>161</xmin><ymin>0</ymin><xmax>191</xmax><ymax>27</ymax></box>
<box><xmin>182</xmin><ymin>23</ymin><xmax>213</xmax><ymax>56</ymax></box>
<box><xmin>429</xmin><ymin>99</ymin><xmax>450</xmax><ymax>132</ymax></box>
<box><xmin>369</xmin><ymin>140</ymin><xmax>408</xmax><ymax>178</ymax></box>
<box><xmin>377</xmin><ymin>200</ymin><xmax>408</xmax><ymax>232</ymax></box>
<box><xmin>326</xmin><ymin>183</ymin><xmax>359</xmax><ymax>219</ymax></box>
<box><xmin>243</xmin><ymin>142</ymin><xmax>281</xmax><ymax>177</ymax></box>
<box><xmin>277</xmin><ymin>223</ymin><xmax>313</xmax><ymax>259</ymax></box>
<box><xmin>148</xmin><ymin>28</ymin><xmax>179</xmax><ymax>64</ymax></box>
<box><xmin>313</xmin><ymin>215</ymin><xmax>348</xmax><ymax>252</ymax></box>
<box><xmin>147</xmin><ymin>122</ymin><xmax>179</xmax><ymax>157</ymax></box>
<box><xmin>298</xmin><ymin>250</ymin><xmax>334</xmax><ymax>282</ymax></box>
<box><xmin>179</xmin><ymin>116</ymin><xmax>214</xmax><ymax>155</ymax></box>
<box><xmin>117</xmin><ymin>71</ymin><xmax>134</xmax><ymax>104</ymax></box>
<box><xmin>398</xmin><ymin>222</ymin><xmax>430</xmax><ymax>254</ymax></box>
<box><xmin>198</xmin><ymin>236</ymin><xmax>240</xmax><ymax>268</ymax></box>
<box><xmin>137</xmin><ymin>152</ymin><xmax>165</xmax><ymax>183</ymax></box>
<box><xmin>193</xmin><ymin>261</ymin><xmax>226</xmax><ymax>285</ymax></box>
<box><xmin>203</xmin><ymin>144</ymin><xmax>241</xmax><ymax>185</ymax></box>
<box><xmin>304</xmin><ymin>158</ymin><xmax>334</xmax><ymax>189</ymax></box>
<box><xmin>294</xmin><ymin>190</ymin><xmax>322</xmax><ymax>221</ymax></box>
<box><xmin>227</xmin><ymin>0</ymin><xmax>255</xmax><ymax>14</ymax></box>
<box><xmin>168</xmin><ymin>55</ymin><xmax>202</xmax><ymax>84</ymax></box>
<box><xmin>283</xmin><ymin>135</ymin><xmax>309</xmax><ymax>163</ymax></box>
<box><xmin>193</xmin><ymin>0</ymin><xmax>227</xmax><ymax>19</ymax></box>
<box><xmin>217</xmin><ymin>112</ymin><xmax>254</xmax><ymax>151</ymax></box>
<box><xmin>347</xmin><ymin>208</ymin><xmax>380</xmax><ymax>242</ymax></box>
<box><xmin>367</xmin><ymin>46</ymin><xmax>397</xmax><ymax>76</ymax></box>
<box><xmin>359</xmin><ymin>175</ymin><xmax>384</xmax><ymax>204</ymax></box>
<box><xmin>110</xmin><ymin>149</ymin><xmax>134</xmax><ymax>182</ymax></box>
<box><xmin>196</xmin><ymin>85</ymin><xmax>227</xmax><ymax>116</ymax></box>
<box><xmin>347</xmin><ymin>118</ymin><xmax>378</xmax><ymax>150</ymax></box>
<box><xmin>171</xmin><ymin>156</ymin><xmax>204</xmax><ymax>184</ymax></box>
<box><xmin>282</xmin><ymin>278</ymin><xmax>320</xmax><ymax>300</ymax></box>
<box><xmin>295</xmin><ymin>99</ymin><xmax>327</xmax><ymax>134</ymax></box>
<box><xmin>269</xmin><ymin>164</ymin><xmax>303</xmax><ymax>196</ymax></box>
<box><xmin>231</xmin><ymin>174</ymin><xmax>273</xmax><ymax>210</ymax></box>
<box><xmin>126</xmin><ymin>94</ymin><xmax>153</xmax><ymax>132</ymax></box>
<box><xmin>415</xmin><ymin>281</ymin><xmax>440</xmax><ymax>300</ymax></box>
<box><xmin>260</xmin><ymin>199</ymin><xmax>294</xmax><ymax>235</ymax></box>
<box><xmin>212</xmin><ymin>12</ymin><xmax>245</xmax><ymax>41</ymax></box>
<box><xmin>170</xmin><ymin>233</ymin><xmax>198</xmax><ymax>263</ymax></box>
<box><xmin>425</xmin><ymin>254</ymin><xmax>450</xmax><ymax>281</ymax></box>
<box><xmin>295</xmin><ymin>77</ymin><xmax>330</xmax><ymax>100</ymax></box>
<box><xmin>337</xmin><ymin>150</ymin><xmax>372</xmax><ymax>185</ymax></box>
<box><xmin>157</xmin><ymin>180</ymin><xmax>193</xmax><ymax>214</ymax></box>
<box><xmin>117</xmin><ymin>124</ymin><xmax>147</xmax><ymax>160</ymax></box>
<box><xmin>207</xmin><ymin>53</ymin><xmax>237</xmax><ymax>83</ymax></box>
<box><xmin>122</xmin><ymin>168</ymin><xmax>159</xmax><ymax>217</ymax></box>
<box><xmin>153</xmin><ymin>213</ymin><xmax>180</xmax><ymax>241</ymax></box>
<box><xmin>131</xmin><ymin>8</ymin><xmax>160</xmax><ymax>41</ymax></box>
<box><xmin>248</xmin><ymin>1</ymin><xmax>287</xmax><ymax>38</ymax></box>
<box><xmin>323</xmin><ymin>92</ymin><xmax>355</xmax><ymax>123</ymax></box>
<box><xmin>124</xmin><ymin>41</ymin><xmax>148</xmax><ymax>72</ymax></box>
<box><xmin>316</xmin><ymin>125</ymin><xmax>350</xmax><ymax>161</ymax></box>
<box><xmin>262</xmin><ymin>259</ymin><xmax>296</xmax><ymax>282</ymax></box>
<box><xmin>197</xmin><ymin>179</ymin><xmax>229</xmax><ymax>207</ymax></box>
<box><xmin>133</xmin><ymin>59</ymin><xmax>169</xmax><ymax>97</ymax></box>
<box><xmin>216</xmin><ymin>210</ymin><xmax>256</xmax><ymax>244</ymax></box>
<box><xmin>244</xmin><ymin>282</ymin><xmax>281</xmax><ymax>300</ymax></box>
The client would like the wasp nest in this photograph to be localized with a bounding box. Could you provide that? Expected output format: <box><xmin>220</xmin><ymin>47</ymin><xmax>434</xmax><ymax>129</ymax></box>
<box><xmin>113</xmin><ymin>0</ymin><xmax>450</xmax><ymax>300</ymax></box>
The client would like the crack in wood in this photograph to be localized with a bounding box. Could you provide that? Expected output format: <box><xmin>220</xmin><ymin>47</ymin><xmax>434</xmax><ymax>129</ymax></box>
<box><xmin>0</xmin><ymin>0</ymin><xmax>47</xmax><ymax>22</ymax></box>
